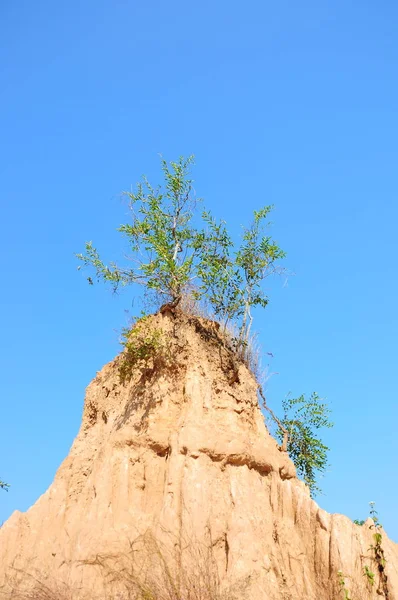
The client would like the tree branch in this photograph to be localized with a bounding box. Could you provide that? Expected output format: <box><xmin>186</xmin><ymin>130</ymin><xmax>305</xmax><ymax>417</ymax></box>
<box><xmin>258</xmin><ymin>385</ymin><xmax>289</xmax><ymax>452</ymax></box>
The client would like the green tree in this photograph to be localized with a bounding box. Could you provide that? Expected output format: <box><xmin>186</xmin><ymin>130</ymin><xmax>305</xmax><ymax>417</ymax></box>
<box><xmin>77</xmin><ymin>156</ymin><xmax>286</xmax><ymax>349</ymax></box>
<box><xmin>276</xmin><ymin>392</ymin><xmax>333</xmax><ymax>496</ymax></box>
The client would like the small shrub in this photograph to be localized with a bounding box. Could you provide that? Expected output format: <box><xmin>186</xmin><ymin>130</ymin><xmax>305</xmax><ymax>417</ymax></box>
<box><xmin>367</xmin><ymin>501</ymin><xmax>389</xmax><ymax>597</ymax></box>
<box><xmin>337</xmin><ymin>570</ymin><xmax>352</xmax><ymax>600</ymax></box>
<box><xmin>362</xmin><ymin>565</ymin><xmax>375</xmax><ymax>588</ymax></box>
<box><xmin>119</xmin><ymin>318</ymin><xmax>171</xmax><ymax>383</ymax></box>
<box><xmin>343</xmin><ymin>502</ymin><xmax>390</xmax><ymax>600</ymax></box>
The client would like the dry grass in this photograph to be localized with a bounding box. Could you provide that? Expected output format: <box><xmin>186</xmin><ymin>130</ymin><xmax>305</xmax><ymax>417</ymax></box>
<box><xmin>1</xmin><ymin>530</ymin><xmax>249</xmax><ymax>600</ymax></box>
<box><xmin>0</xmin><ymin>570</ymin><xmax>78</xmax><ymax>600</ymax></box>
<box><xmin>178</xmin><ymin>290</ymin><xmax>216</xmax><ymax>322</ymax></box>
<box><xmin>82</xmin><ymin>531</ymin><xmax>248</xmax><ymax>600</ymax></box>
<box><xmin>178</xmin><ymin>290</ymin><xmax>265</xmax><ymax>383</ymax></box>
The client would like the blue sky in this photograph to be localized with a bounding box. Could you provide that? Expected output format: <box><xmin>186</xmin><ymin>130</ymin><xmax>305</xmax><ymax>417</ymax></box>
<box><xmin>1</xmin><ymin>1</ymin><xmax>397</xmax><ymax>540</ymax></box>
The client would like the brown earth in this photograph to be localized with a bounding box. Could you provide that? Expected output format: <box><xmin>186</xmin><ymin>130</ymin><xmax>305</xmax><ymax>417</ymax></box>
<box><xmin>0</xmin><ymin>311</ymin><xmax>397</xmax><ymax>599</ymax></box>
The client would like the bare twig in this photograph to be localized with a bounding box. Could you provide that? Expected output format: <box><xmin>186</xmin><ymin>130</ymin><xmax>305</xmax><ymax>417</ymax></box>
<box><xmin>257</xmin><ymin>386</ymin><xmax>288</xmax><ymax>452</ymax></box>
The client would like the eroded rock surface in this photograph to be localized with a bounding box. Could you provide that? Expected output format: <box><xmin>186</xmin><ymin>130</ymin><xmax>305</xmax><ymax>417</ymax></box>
<box><xmin>1</xmin><ymin>312</ymin><xmax>397</xmax><ymax>599</ymax></box>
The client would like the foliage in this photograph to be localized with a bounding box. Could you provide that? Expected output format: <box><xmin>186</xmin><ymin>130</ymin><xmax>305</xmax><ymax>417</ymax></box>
<box><xmin>337</xmin><ymin>570</ymin><xmax>352</xmax><ymax>600</ymax></box>
<box><xmin>194</xmin><ymin>211</ymin><xmax>238</xmax><ymax>324</ymax></box>
<box><xmin>339</xmin><ymin>503</ymin><xmax>389</xmax><ymax>600</ymax></box>
<box><xmin>367</xmin><ymin>501</ymin><xmax>389</xmax><ymax>597</ymax></box>
<box><xmin>276</xmin><ymin>392</ymin><xmax>333</xmax><ymax>497</ymax></box>
<box><xmin>235</xmin><ymin>207</ymin><xmax>285</xmax><ymax>352</ymax></box>
<box><xmin>369</xmin><ymin>501</ymin><xmax>382</xmax><ymax>530</ymax></box>
<box><xmin>77</xmin><ymin>156</ymin><xmax>286</xmax><ymax>363</ymax></box>
<box><xmin>362</xmin><ymin>565</ymin><xmax>375</xmax><ymax>587</ymax></box>
<box><xmin>0</xmin><ymin>479</ymin><xmax>9</xmax><ymax>492</ymax></box>
<box><xmin>77</xmin><ymin>156</ymin><xmax>200</xmax><ymax>303</ymax></box>
<box><xmin>195</xmin><ymin>207</ymin><xmax>285</xmax><ymax>359</ymax></box>
<box><xmin>119</xmin><ymin>317</ymin><xmax>170</xmax><ymax>383</ymax></box>
<box><xmin>353</xmin><ymin>519</ymin><xmax>365</xmax><ymax>526</ymax></box>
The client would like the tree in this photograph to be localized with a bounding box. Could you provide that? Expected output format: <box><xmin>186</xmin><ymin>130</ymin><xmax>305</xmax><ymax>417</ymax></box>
<box><xmin>276</xmin><ymin>392</ymin><xmax>333</xmax><ymax>497</ymax></box>
<box><xmin>77</xmin><ymin>156</ymin><xmax>286</xmax><ymax>353</ymax></box>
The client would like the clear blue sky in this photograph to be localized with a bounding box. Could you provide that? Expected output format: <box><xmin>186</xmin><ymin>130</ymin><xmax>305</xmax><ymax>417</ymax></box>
<box><xmin>1</xmin><ymin>1</ymin><xmax>397</xmax><ymax>540</ymax></box>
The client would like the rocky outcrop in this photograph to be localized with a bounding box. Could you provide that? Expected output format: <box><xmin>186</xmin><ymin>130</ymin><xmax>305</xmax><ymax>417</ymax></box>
<box><xmin>0</xmin><ymin>312</ymin><xmax>397</xmax><ymax>599</ymax></box>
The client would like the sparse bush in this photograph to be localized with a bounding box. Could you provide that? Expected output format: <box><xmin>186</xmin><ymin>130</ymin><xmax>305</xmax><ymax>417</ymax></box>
<box><xmin>275</xmin><ymin>392</ymin><xmax>333</xmax><ymax>497</ymax></box>
<box><xmin>336</xmin><ymin>503</ymin><xmax>391</xmax><ymax>600</ymax></box>
<box><xmin>362</xmin><ymin>565</ymin><xmax>375</xmax><ymax>588</ymax></box>
<box><xmin>337</xmin><ymin>570</ymin><xmax>352</xmax><ymax>600</ymax></box>
<box><xmin>367</xmin><ymin>501</ymin><xmax>389</xmax><ymax>597</ymax></box>
<box><xmin>119</xmin><ymin>317</ymin><xmax>171</xmax><ymax>383</ymax></box>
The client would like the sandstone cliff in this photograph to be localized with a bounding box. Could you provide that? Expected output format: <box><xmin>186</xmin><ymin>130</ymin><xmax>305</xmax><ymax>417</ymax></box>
<box><xmin>0</xmin><ymin>311</ymin><xmax>397</xmax><ymax>599</ymax></box>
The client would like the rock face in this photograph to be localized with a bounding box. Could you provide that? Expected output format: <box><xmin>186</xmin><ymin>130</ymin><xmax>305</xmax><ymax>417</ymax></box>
<box><xmin>0</xmin><ymin>312</ymin><xmax>397</xmax><ymax>599</ymax></box>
